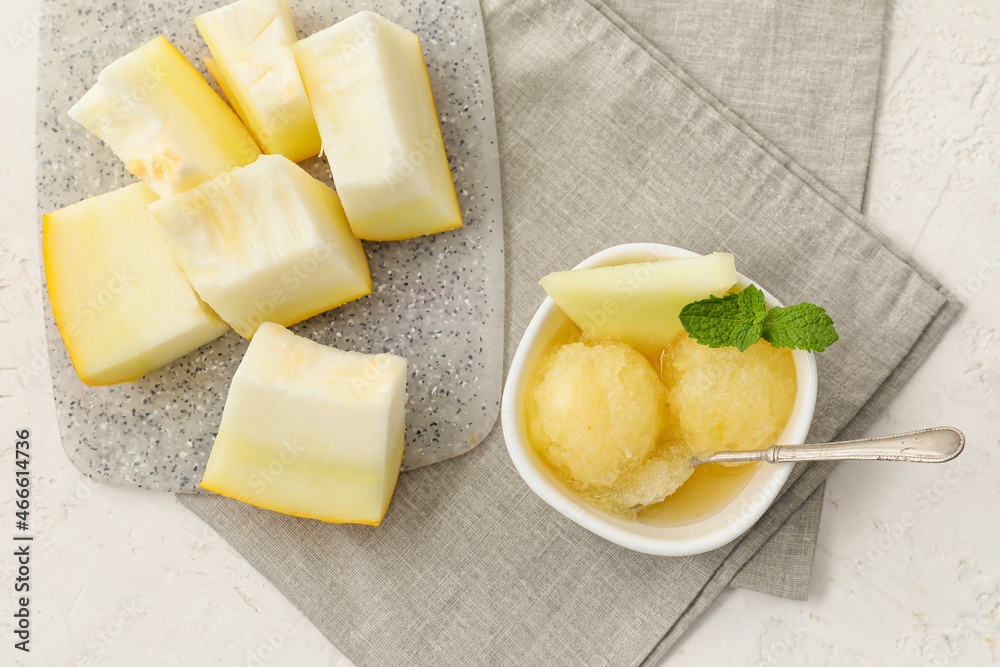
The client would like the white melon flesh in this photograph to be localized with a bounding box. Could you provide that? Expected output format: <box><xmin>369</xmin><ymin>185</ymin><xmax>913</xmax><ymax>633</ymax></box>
<box><xmin>148</xmin><ymin>154</ymin><xmax>372</xmax><ymax>338</ymax></box>
<box><xmin>68</xmin><ymin>35</ymin><xmax>261</xmax><ymax>197</ymax></box>
<box><xmin>292</xmin><ymin>11</ymin><xmax>462</xmax><ymax>240</ymax></box>
<box><xmin>539</xmin><ymin>253</ymin><xmax>738</xmax><ymax>347</ymax></box>
<box><xmin>200</xmin><ymin>322</ymin><xmax>407</xmax><ymax>525</ymax></box>
<box><xmin>196</xmin><ymin>0</ymin><xmax>321</xmax><ymax>161</ymax></box>
<box><xmin>43</xmin><ymin>182</ymin><xmax>230</xmax><ymax>386</ymax></box>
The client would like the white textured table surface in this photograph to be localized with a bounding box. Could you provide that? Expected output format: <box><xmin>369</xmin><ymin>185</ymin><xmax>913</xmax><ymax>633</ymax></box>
<box><xmin>2</xmin><ymin>1</ymin><xmax>997</xmax><ymax>665</ymax></box>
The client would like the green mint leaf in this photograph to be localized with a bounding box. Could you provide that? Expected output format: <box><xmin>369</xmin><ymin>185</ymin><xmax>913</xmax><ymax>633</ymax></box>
<box><xmin>680</xmin><ymin>285</ymin><xmax>839</xmax><ymax>353</ymax></box>
<box><xmin>761</xmin><ymin>303</ymin><xmax>839</xmax><ymax>352</ymax></box>
<box><xmin>678</xmin><ymin>292</ymin><xmax>763</xmax><ymax>352</ymax></box>
<box><xmin>737</xmin><ymin>284</ymin><xmax>767</xmax><ymax>325</ymax></box>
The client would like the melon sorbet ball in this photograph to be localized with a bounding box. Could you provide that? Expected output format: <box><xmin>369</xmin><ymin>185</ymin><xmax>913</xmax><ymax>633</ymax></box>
<box><xmin>528</xmin><ymin>341</ymin><xmax>665</xmax><ymax>490</ymax></box>
<box><xmin>663</xmin><ymin>336</ymin><xmax>797</xmax><ymax>458</ymax></box>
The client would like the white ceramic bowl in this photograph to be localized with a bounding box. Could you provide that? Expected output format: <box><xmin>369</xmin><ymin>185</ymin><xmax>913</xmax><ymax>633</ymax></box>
<box><xmin>501</xmin><ymin>243</ymin><xmax>818</xmax><ymax>556</ymax></box>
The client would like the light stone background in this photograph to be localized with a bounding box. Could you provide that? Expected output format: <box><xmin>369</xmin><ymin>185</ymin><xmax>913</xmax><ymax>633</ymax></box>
<box><xmin>1</xmin><ymin>0</ymin><xmax>998</xmax><ymax>665</ymax></box>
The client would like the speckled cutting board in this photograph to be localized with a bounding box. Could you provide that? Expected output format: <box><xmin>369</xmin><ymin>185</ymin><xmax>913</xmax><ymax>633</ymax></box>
<box><xmin>36</xmin><ymin>0</ymin><xmax>503</xmax><ymax>492</ymax></box>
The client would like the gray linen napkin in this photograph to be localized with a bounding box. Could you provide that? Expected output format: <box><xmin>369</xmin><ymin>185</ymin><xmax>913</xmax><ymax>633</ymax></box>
<box><xmin>606</xmin><ymin>0</ymin><xmax>887</xmax><ymax>598</ymax></box>
<box><xmin>180</xmin><ymin>0</ymin><xmax>960</xmax><ymax>664</ymax></box>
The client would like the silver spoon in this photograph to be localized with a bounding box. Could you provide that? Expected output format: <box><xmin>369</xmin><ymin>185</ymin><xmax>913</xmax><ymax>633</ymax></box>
<box><xmin>693</xmin><ymin>426</ymin><xmax>965</xmax><ymax>467</ymax></box>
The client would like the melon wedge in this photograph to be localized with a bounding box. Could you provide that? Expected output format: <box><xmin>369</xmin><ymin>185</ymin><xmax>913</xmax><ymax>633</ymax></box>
<box><xmin>148</xmin><ymin>154</ymin><xmax>371</xmax><ymax>338</ymax></box>
<box><xmin>539</xmin><ymin>253</ymin><xmax>738</xmax><ymax>347</ymax></box>
<box><xmin>68</xmin><ymin>35</ymin><xmax>261</xmax><ymax>197</ymax></box>
<box><xmin>196</xmin><ymin>0</ymin><xmax>321</xmax><ymax>162</ymax></box>
<box><xmin>292</xmin><ymin>11</ymin><xmax>462</xmax><ymax>240</ymax></box>
<box><xmin>200</xmin><ymin>322</ymin><xmax>407</xmax><ymax>525</ymax></box>
<box><xmin>43</xmin><ymin>182</ymin><xmax>230</xmax><ymax>385</ymax></box>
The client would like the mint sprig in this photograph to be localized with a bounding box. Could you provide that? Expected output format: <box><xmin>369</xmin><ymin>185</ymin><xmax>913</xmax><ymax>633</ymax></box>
<box><xmin>679</xmin><ymin>285</ymin><xmax>838</xmax><ymax>352</ymax></box>
<box><xmin>677</xmin><ymin>285</ymin><xmax>767</xmax><ymax>351</ymax></box>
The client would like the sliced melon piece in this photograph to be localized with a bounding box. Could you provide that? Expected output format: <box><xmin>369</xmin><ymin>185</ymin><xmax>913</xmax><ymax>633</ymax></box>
<box><xmin>292</xmin><ymin>11</ymin><xmax>462</xmax><ymax>240</ymax></box>
<box><xmin>148</xmin><ymin>154</ymin><xmax>371</xmax><ymax>338</ymax></box>
<box><xmin>539</xmin><ymin>253</ymin><xmax>738</xmax><ymax>347</ymax></box>
<box><xmin>196</xmin><ymin>0</ymin><xmax>322</xmax><ymax>162</ymax></box>
<box><xmin>43</xmin><ymin>182</ymin><xmax>230</xmax><ymax>386</ymax></box>
<box><xmin>68</xmin><ymin>35</ymin><xmax>261</xmax><ymax>197</ymax></box>
<box><xmin>200</xmin><ymin>322</ymin><xmax>407</xmax><ymax>525</ymax></box>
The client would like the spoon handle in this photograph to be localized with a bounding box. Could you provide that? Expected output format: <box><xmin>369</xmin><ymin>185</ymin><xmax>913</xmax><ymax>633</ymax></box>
<box><xmin>700</xmin><ymin>427</ymin><xmax>965</xmax><ymax>466</ymax></box>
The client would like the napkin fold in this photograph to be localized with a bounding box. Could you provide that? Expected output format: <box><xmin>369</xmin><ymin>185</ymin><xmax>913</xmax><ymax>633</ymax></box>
<box><xmin>599</xmin><ymin>0</ymin><xmax>888</xmax><ymax>599</ymax></box>
<box><xmin>180</xmin><ymin>0</ymin><xmax>960</xmax><ymax>664</ymax></box>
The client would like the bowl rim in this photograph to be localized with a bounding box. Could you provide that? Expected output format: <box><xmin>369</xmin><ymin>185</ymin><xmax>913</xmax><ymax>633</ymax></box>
<box><xmin>500</xmin><ymin>243</ymin><xmax>818</xmax><ymax>557</ymax></box>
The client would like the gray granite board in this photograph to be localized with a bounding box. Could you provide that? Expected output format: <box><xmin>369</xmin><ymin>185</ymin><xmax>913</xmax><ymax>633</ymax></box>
<box><xmin>36</xmin><ymin>0</ymin><xmax>504</xmax><ymax>492</ymax></box>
